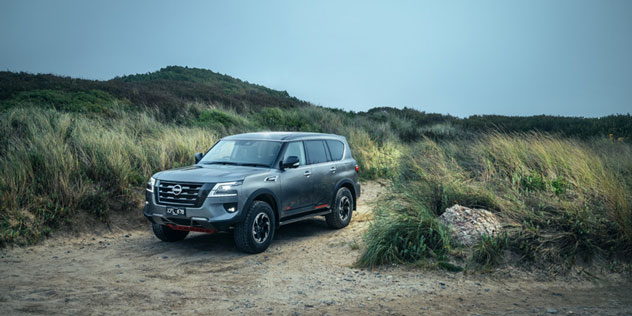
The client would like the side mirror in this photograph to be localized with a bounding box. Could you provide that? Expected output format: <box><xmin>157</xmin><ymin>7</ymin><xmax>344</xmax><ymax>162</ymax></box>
<box><xmin>281</xmin><ymin>156</ymin><xmax>300</xmax><ymax>169</ymax></box>
<box><xmin>194</xmin><ymin>152</ymin><xmax>204</xmax><ymax>164</ymax></box>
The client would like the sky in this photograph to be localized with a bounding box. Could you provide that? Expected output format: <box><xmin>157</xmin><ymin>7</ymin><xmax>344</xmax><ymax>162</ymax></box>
<box><xmin>1</xmin><ymin>0</ymin><xmax>631</xmax><ymax>117</ymax></box>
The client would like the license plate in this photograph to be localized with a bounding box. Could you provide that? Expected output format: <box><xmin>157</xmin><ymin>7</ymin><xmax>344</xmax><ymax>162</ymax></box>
<box><xmin>166</xmin><ymin>207</ymin><xmax>186</xmax><ymax>217</ymax></box>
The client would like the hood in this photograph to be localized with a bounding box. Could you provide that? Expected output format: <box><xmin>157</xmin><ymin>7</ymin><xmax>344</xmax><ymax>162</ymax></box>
<box><xmin>154</xmin><ymin>164</ymin><xmax>271</xmax><ymax>183</ymax></box>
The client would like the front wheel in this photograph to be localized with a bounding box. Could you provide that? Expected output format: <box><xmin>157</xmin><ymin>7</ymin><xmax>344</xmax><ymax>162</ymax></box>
<box><xmin>152</xmin><ymin>223</ymin><xmax>189</xmax><ymax>242</ymax></box>
<box><xmin>234</xmin><ymin>200</ymin><xmax>276</xmax><ymax>254</ymax></box>
<box><xmin>326</xmin><ymin>187</ymin><xmax>353</xmax><ymax>229</ymax></box>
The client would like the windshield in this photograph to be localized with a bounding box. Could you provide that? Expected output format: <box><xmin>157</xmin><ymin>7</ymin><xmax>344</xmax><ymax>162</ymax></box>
<box><xmin>199</xmin><ymin>140</ymin><xmax>282</xmax><ymax>167</ymax></box>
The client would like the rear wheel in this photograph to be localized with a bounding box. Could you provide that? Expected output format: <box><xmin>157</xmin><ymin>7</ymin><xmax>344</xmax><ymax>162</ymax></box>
<box><xmin>152</xmin><ymin>223</ymin><xmax>189</xmax><ymax>242</ymax></box>
<box><xmin>326</xmin><ymin>187</ymin><xmax>353</xmax><ymax>229</ymax></box>
<box><xmin>234</xmin><ymin>200</ymin><xmax>276</xmax><ymax>254</ymax></box>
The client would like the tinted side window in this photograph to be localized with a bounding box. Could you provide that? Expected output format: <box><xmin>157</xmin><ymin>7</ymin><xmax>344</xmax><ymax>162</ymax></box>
<box><xmin>326</xmin><ymin>140</ymin><xmax>344</xmax><ymax>161</ymax></box>
<box><xmin>304</xmin><ymin>140</ymin><xmax>328</xmax><ymax>164</ymax></box>
<box><xmin>282</xmin><ymin>141</ymin><xmax>306</xmax><ymax>166</ymax></box>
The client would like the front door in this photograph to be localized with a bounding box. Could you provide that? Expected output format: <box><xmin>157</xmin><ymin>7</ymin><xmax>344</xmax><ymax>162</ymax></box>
<box><xmin>279</xmin><ymin>141</ymin><xmax>312</xmax><ymax>217</ymax></box>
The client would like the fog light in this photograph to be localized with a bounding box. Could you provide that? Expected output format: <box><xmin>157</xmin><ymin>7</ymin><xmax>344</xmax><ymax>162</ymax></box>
<box><xmin>223</xmin><ymin>203</ymin><xmax>238</xmax><ymax>213</ymax></box>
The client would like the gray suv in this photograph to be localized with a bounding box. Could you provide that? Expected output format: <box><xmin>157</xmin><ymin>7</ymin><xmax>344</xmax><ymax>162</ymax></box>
<box><xmin>143</xmin><ymin>132</ymin><xmax>361</xmax><ymax>253</ymax></box>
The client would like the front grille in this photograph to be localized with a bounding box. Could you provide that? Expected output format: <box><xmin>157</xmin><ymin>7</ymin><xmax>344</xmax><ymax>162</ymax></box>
<box><xmin>157</xmin><ymin>181</ymin><xmax>204</xmax><ymax>207</ymax></box>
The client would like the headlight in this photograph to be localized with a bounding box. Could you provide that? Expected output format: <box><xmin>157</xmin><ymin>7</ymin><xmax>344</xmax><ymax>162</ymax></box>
<box><xmin>146</xmin><ymin>177</ymin><xmax>156</xmax><ymax>192</ymax></box>
<box><xmin>209</xmin><ymin>181</ymin><xmax>243</xmax><ymax>197</ymax></box>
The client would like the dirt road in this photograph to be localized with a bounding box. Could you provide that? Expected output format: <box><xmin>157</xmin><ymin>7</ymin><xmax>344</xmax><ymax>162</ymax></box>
<box><xmin>1</xmin><ymin>181</ymin><xmax>630</xmax><ymax>315</ymax></box>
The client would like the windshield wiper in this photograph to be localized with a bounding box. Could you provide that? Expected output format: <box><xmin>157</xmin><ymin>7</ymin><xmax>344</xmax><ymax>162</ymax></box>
<box><xmin>202</xmin><ymin>161</ymin><xmax>240</xmax><ymax>165</ymax></box>
<box><xmin>238</xmin><ymin>163</ymin><xmax>269</xmax><ymax>168</ymax></box>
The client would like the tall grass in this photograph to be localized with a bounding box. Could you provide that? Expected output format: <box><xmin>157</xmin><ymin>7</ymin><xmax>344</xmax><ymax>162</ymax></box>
<box><xmin>4</xmin><ymin>98</ymin><xmax>630</xmax><ymax>272</ymax></box>
<box><xmin>0</xmin><ymin>108</ymin><xmax>217</xmax><ymax>245</ymax></box>
<box><xmin>0</xmin><ymin>104</ymin><xmax>406</xmax><ymax>245</ymax></box>
<box><xmin>359</xmin><ymin>133</ymin><xmax>632</xmax><ymax>270</ymax></box>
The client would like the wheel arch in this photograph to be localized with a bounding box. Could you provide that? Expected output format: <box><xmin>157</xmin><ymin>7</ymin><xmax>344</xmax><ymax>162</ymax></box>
<box><xmin>244</xmin><ymin>188</ymin><xmax>281</xmax><ymax>224</ymax></box>
<box><xmin>332</xmin><ymin>179</ymin><xmax>357</xmax><ymax>210</ymax></box>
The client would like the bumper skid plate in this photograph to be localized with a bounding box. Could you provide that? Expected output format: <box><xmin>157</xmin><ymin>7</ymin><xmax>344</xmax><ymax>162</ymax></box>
<box><xmin>167</xmin><ymin>224</ymin><xmax>217</xmax><ymax>234</ymax></box>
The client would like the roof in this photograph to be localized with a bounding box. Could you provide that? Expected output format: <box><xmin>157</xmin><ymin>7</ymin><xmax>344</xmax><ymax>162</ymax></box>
<box><xmin>222</xmin><ymin>132</ymin><xmax>344</xmax><ymax>141</ymax></box>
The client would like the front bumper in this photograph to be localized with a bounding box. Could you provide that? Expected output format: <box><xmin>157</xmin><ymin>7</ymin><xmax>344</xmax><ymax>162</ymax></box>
<box><xmin>143</xmin><ymin>190</ymin><xmax>244</xmax><ymax>231</ymax></box>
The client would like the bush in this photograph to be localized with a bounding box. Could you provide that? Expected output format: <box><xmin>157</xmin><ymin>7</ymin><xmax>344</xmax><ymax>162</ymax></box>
<box><xmin>469</xmin><ymin>233</ymin><xmax>509</xmax><ymax>269</ymax></box>
<box><xmin>2</xmin><ymin>89</ymin><xmax>127</xmax><ymax>114</ymax></box>
<box><xmin>357</xmin><ymin>197</ymin><xmax>452</xmax><ymax>268</ymax></box>
<box><xmin>347</xmin><ymin>130</ymin><xmax>403</xmax><ymax>180</ymax></box>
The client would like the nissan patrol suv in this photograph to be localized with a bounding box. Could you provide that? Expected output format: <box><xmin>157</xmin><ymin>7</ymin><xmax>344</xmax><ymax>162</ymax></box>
<box><xmin>143</xmin><ymin>132</ymin><xmax>361</xmax><ymax>253</ymax></box>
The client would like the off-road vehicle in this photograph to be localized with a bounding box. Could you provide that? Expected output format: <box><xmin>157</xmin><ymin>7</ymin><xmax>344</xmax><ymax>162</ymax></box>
<box><xmin>144</xmin><ymin>132</ymin><xmax>361</xmax><ymax>253</ymax></box>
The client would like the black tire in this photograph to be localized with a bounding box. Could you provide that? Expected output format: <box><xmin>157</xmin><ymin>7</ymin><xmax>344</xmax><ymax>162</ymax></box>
<box><xmin>326</xmin><ymin>187</ymin><xmax>354</xmax><ymax>229</ymax></box>
<box><xmin>234</xmin><ymin>200</ymin><xmax>276</xmax><ymax>254</ymax></box>
<box><xmin>152</xmin><ymin>223</ymin><xmax>189</xmax><ymax>242</ymax></box>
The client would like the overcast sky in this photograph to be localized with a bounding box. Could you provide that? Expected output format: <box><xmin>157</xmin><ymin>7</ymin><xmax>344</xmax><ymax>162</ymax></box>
<box><xmin>1</xmin><ymin>0</ymin><xmax>631</xmax><ymax>117</ymax></box>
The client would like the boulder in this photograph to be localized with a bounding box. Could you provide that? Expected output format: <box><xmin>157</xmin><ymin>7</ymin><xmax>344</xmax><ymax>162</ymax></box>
<box><xmin>439</xmin><ymin>204</ymin><xmax>502</xmax><ymax>246</ymax></box>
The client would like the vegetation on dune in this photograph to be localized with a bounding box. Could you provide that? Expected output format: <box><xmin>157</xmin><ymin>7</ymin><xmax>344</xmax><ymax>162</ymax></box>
<box><xmin>358</xmin><ymin>134</ymin><xmax>632</xmax><ymax>272</ymax></box>
<box><xmin>1</xmin><ymin>67</ymin><xmax>630</xmax><ymax>141</ymax></box>
<box><xmin>0</xmin><ymin>66</ymin><xmax>308</xmax><ymax>122</ymax></box>
<box><xmin>0</xmin><ymin>108</ymin><xmax>217</xmax><ymax>244</ymax></box>
<box><xmin>0</xmin><ymin>102</ymin><xmax>399</xmax><ymax>245</ymax></box>
<box><xmin>1</xmin><ymin>66</ymin><xmax>632</xmax><ymax>273</ymax></box>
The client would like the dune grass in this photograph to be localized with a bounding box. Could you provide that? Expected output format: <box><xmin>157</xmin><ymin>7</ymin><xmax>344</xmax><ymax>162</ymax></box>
<box><xmin>358</xmin><ymin>133</ymin><xmax>632</xmax><ymax>271</ymax></box>
<box><xmin>0</xmin><ymin>107</ymin><xmax>218</xmax><ymax>245</ymax></box>
<box><xmin>0</xmin><ymin>104</ymin><xmax>405</xmax><ymax>245</ymax></box>
<box><xmin>1</xmin><ymin>99</ymin><xmax>631</xmax><ymax>274</ymax></box>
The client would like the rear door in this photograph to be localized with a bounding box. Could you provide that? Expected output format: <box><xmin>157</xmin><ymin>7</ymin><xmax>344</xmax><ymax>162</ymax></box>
<box><xmin>325</xmin><ymin>139</ymin><xmax>346</xmax><ymax>186</ymax></box>
<box><xmin>304</xmin><ymin>140</ymin><xmax>336</xmax><ymax>208</ymax></box>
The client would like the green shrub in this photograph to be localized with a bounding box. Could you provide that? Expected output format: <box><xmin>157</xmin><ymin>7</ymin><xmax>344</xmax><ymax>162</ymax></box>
<box><xmin>550</xmin><ymin>176</ymin><xmax>570</xmax><ymax>195</ymax></box>
<box><xmin>2</xmin><ymin>89</ymin><xmax>127</xmax><ymax>114</ymax></box>
<box><xmin>469</xmin><ymin>233</ymin><xmax>508</xmax><ymax>269</ymax></box>
<box><xmin>357</xmin><ymin>199</ymin><xmax>452</xmax><ymax>268</ymax></box>
<box><xmin>520</xmin><ymin>170</ymin><xmax>546</xmax><ymax>192</ymax></box>
<box><xmin>347</xmin><ymin>129</ymin><xmax>403</xmax><ymax>180</ymax></box>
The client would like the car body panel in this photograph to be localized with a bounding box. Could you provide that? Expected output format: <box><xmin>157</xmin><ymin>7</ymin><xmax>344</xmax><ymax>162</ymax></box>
<box><xmin>144</xmin><ymin>132</ymin><xmax>361</xmax><ymax>231</ymax></box>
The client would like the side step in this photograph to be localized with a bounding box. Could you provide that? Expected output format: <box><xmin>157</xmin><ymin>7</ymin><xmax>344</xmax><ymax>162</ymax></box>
<box><xmin>279</xmin><ymin>210</ymin><xmax>331</xmax><ymax>226</ymax></box>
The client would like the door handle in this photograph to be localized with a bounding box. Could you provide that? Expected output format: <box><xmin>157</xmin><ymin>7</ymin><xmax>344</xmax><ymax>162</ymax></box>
<box><xmin>303</xmin><ymin>170</ymin><xmax>311</xmax><ymax>177</ymax></box>
<box><xmin>330</xmin><ymin>166</ymin><xmax>336</xmax><ymax>174</ymax></box>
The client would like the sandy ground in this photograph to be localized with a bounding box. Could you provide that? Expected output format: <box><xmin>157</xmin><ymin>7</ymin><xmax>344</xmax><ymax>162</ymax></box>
<box><xmin>1</xmin><ymin>181</ymin><xmax>631</xmax><ymax>316</ymax></box>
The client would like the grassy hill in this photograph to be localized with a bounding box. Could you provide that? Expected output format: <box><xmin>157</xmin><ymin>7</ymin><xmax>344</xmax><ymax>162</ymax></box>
<box><xmin>1</xmin><ymin>66</ymin><xmax>631</xmax><ymax>272</ymax></box>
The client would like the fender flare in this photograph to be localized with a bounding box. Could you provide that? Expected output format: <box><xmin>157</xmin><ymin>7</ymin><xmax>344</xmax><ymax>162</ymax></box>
<box><xmin>331</xmin><ymin>179</ymin><xmax>358</xmax><ymax>210</ymax></box>
<box><xmin>243</xmin><ymin>188</ymin><xmax>281</xmax><ymax>223</ymax></box>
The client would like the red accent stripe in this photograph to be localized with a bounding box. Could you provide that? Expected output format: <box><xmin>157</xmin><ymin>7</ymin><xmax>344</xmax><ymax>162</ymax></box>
<box><xmin>315</xmin><ymin>204</ymin><xmax>329</xmax><ymax>209</ymax></box>
<box><xmin>167</xmin><ymin>224</ymin><xmax>217</xmax><ymax>234</ymax></box>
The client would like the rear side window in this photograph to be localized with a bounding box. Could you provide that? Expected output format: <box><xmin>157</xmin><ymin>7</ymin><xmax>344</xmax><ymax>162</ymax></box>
<box><xmin>326</xmin><ymin>140</ymin><xmax>344</xmax><ymax>161</ymax></box>
<box><xmin>304</xmin><ymin>140</ymin><xmax>328</xmax><ymax>164</ymax></box>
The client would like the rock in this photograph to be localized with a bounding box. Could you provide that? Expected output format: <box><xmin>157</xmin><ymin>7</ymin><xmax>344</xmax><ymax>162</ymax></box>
<box><xmin>439</xmin><ymin>204</ymin><xmax>503</xmax><ymax>246</ymax></box>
